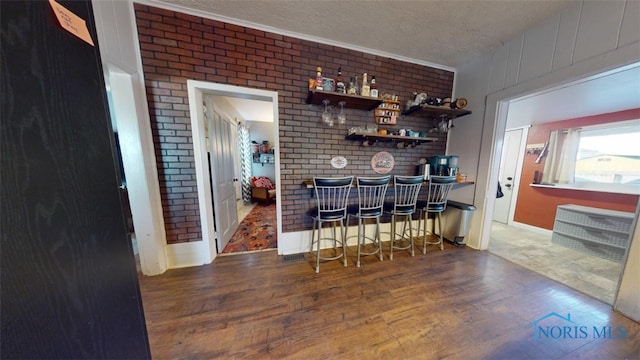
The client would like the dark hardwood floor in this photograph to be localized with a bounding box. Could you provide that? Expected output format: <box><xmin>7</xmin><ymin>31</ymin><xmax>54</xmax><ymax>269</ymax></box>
<box><xmin>139</xmin><ymin>243</ymin><xmax>639</xmax><ymax>359</ymax></box>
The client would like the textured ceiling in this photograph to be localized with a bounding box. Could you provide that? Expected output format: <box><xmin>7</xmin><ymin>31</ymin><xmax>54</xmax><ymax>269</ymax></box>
<box><xmin>150</xmin><ymin>0</ymin><xmax>576</xmax><ymax>68</ymax></box>
<box><xmin>146</xmin><ymin>0</ymin><xmax>639</xmax><ymax>124</ymax></box>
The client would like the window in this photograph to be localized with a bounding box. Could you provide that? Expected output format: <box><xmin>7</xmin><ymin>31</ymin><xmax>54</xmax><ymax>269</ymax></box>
<box><xmin>576</xmin><ymin>123</ymin><xmax>640</xmax><ymax>184</ymax></box>
<box><xmin>541</xmin><ymin>119</ymin><xmax>640</xmax><ymax>193</ymax></box>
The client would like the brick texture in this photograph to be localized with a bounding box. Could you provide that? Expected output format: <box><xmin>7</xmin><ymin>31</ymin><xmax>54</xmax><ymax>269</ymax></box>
<box><xmin>134</xmin><ymin>4</ymin><xmax>455</xmax><ymax>244</ymax></box>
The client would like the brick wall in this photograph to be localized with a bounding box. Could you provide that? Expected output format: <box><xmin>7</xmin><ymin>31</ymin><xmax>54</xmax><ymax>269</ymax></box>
<box><xmin>134</xmin><ymin>4</ymin><xmax>454</xmax><ymax>244</ymax></box>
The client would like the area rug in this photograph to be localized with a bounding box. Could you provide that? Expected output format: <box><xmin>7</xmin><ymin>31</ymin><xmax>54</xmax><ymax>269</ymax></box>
<box><xmin>222</xmin><ymin>203</ymin><xmax>277</xmax><ymax>254</ymax></box>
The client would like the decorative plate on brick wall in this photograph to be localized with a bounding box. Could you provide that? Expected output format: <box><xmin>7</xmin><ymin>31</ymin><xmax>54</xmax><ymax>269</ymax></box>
<box><xmin>330</xmin><ymin>156</ymin><xmax>347</xmax><ymax>169</ymax></box>
<box><xmin>371</xmin><ymin>151</ymin><xmax>394</xmax><ymax>174</ymax></box>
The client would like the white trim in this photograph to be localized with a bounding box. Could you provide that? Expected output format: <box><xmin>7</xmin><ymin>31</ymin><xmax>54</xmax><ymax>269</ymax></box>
<box><xmin>280</xmin><ymin>221</ymin><xmax>432</xmax><ymax>255</ymax></box>
<box><xmin>107</xmin><ymin>69</ymin><xmax>168</xmax><ymax>276</ymax></box>
<box><xmin>187</xmin><ymin>81</ymin><xmax>280</xmax><ymax>265</ymax></box>
<box><xmin>509</xmin><ymin>221</ymin><xmax>553</xmax><ymax>237</ymax></box>
<box><xmin>507</xmin><ymin>126</ymin><xmax>529</xmax><ymax>224</ymax></box>
<box><xmin>478</xmin><ymin>42</ymin><xmax>640</xmax><ymax>252</ymax></box>
<box><xmin>165</xmin><ymin>242</ymin><xmax>209</xmax><ymax>269</ymax></box>
<box><xmin>135</xmin><ymin>0</ymin><xmax>455</xmax><ymax>72</ymax></box>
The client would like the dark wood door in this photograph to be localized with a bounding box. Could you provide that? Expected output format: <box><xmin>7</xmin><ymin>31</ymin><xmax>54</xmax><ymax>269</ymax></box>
<box><xmin>1</xmin><ymin>1</ymin><xmax>151</xmax><ymax>358</ymax></box>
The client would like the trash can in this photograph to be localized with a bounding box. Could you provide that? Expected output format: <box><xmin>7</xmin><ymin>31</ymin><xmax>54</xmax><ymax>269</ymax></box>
<box><xmin>440</xmin><ymin>200</ymin><xmax>476</xmax><ymax>247</ymax></box>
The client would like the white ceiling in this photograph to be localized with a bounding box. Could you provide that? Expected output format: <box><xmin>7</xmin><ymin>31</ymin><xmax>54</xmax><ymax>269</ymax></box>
<box><xmin>507</xmin><ymin>64</ymin><xmax>640</xmax><ymax>128</ymax></box>
<box><xmin>151</xmin><ymin>0</ymin><xmax>575</xmax><ymax>68</ymax></box>
<box><xmin>150</xmin><ymin>0</ymin><xmax>640</xmax><ymax>124</ymax></box>
<box><xmin>222</xmin><ymin>96</ymin><xmax>274</xmax><ymax>123</ymax></box>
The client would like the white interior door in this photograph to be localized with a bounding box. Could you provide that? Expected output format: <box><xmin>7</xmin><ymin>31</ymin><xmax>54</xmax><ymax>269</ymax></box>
<box><xmin>207</xmin><ymin>101</ymin><xmax>239</xmax><ymax>252</ymax></box>
<box><xmin>493</xmin><ymin>128</ymin><xmax>525</xmax><ymax>224</ymax></box>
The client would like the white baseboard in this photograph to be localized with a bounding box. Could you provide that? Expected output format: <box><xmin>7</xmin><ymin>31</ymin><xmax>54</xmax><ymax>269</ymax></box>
<box><xmin>279</xmin><ymin>220</ymin><xmax>426</xmax><ymax>255</ymax></box>
<box><xmin>166</xmin><ymin>241</ymin><xmax>211</xmax><ymax>269</ymax></box>
<box><xmin>509</xmin><ymin>221</ymin><xmax>553</xmax><ymax>237</ymax></box>
<box><xmin>167</xmin><ymin>219</ymin><xmax>432</xmax><ymax>266</ymax></box>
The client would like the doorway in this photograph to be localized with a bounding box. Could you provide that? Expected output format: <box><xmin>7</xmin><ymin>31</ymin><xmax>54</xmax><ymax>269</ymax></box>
<box><xmin>187</xmin><ymin>81</ymin><xmax>280</xmax><ymax>263</ymax></box>
<box><xmin>493</xmin><ymin>127</ymin><xmax>528</xmax><ymax>225</ymax></box>
<box><xmin>485</xmin><ymin>67</ymin><xmax>639</xmax><ymax>304</ymax></box>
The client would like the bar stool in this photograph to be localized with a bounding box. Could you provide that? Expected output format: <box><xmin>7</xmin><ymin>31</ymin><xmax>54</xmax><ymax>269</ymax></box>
<box><xmin>309</xmin><ymin>176</ymin><xmax>354</xmax><ymax>273</ymax></box>
<box><xmin>384</xmin><ymin>175</ymin><xmax>423</xmax><ymax>260</ymax></box>
<box><xmin>416</xmin><ymin>176</ymin><xmax>456</xmax><ymax>253</ymax></box>
<box><xmin>346</xmin><ymin>176</ymin><xmax>391</xmax><ymax>267</ymax></box>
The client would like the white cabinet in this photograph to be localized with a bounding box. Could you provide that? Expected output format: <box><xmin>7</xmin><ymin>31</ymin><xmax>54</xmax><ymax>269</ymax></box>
<box><xmin>551</xmin><ymin>204</ymin><xmax>634</xmax><ymax>263</ymax></box>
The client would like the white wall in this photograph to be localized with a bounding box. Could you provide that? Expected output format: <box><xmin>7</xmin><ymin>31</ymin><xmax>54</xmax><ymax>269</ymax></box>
<box><xmin>450</xmin><ymin>0</ymin><xmax>639</xmax><ymax>317</ymax></box>
<box><xmin>92</xmin><ymin>0</ymin><xmax>168</xmax><ymax>275</ymax></box>
<box><xmin>248</xmin><ymin>121</ymin><xmax>276</xmax><ymax>179</ymax></box>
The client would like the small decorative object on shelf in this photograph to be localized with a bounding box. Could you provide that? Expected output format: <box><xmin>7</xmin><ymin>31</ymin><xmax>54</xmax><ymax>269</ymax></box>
<box><xmin>347</xmin><ymin>76</ymin><xmax>357</xmax><ymax>95</ymax></box>
<box><xmin>335</xmin><ymin>67</ymin><xmax>346</xmax><ymax>94</ymax></box>
<box><xmin>315</xmin><ymin>67</ymin><xmax>323</xmax><ymax>90</ymax></box>
<box><xmin>361</xmin><ymin>72</ymin><xmax>370</xmax><ymax>97</ymax></box>
<box><xmin>370</xmin><ymin>76</ymin><xmax>378</xmax><ymax>98</ymax></box>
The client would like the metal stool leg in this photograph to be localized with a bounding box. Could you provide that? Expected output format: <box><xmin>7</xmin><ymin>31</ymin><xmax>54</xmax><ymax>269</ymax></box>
<box><xmin>437</xmin><ymin>213</ymin><xmax>444</xmax><ymax>250</ymax></box>
<box><xmin>314</xmin><ymin>219</ymin><xmax>320</xmax><ymax>273</ymax></box>
<box><xmin>375</xmin><ymin>218</ymin><xmax>383</xmax><ymax>261</ymax></box>
<box><xmin>341</xmin><ymin>219</ymin><xmax>347</xmax><ymax>267</ymax></box>
<box><xmin>408</xmin><ymin>215</ymin><xmax>415</xmax><ymax>256</ymax></box>
<box><xmin>422</xmin><ymin>211</ymin><xmax>428</xmax><ymax>254</ymax></box>
<box><xmin>356</xmin><ymin>218</ymin><xmax>363</xmax><ymax>267</ymax></box>
<box><xmin>389</xmin><ymin>215</ymin><xmax>395</xmax><ymax>260</ymax></box>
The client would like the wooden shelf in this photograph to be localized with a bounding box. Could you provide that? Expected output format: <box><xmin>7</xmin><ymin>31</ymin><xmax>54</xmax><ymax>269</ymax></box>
<box><xmin>402</xmin><ymin>104</ymin><xmax>472</xmax><ymax>118</ymax></box>
<box><xmin>345</xmin><ymin>131</ymin><xmax>437</xmax><ymax>147</ymax></box>
<box><xmin>306</xmin><ymin>90</ymin><xmax>382</xmax><ymax>111</ymax></box>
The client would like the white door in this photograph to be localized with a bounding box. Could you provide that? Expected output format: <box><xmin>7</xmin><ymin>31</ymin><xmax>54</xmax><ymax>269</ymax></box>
<box><xmin>493</xmin><ymin>128</ymin><xmax>524</xmax><ymax>224</ymax></box>
<box><xmin>207</xmin><ymin>104</ymin><xmax>239</xmax><ymax>252</ymax></box>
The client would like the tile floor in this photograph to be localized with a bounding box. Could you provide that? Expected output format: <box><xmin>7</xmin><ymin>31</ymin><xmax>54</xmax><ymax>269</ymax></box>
<box><xmin>488</xmin><ymin>221</ymin><xmax>624</xmax><ymax>305</ymax></box>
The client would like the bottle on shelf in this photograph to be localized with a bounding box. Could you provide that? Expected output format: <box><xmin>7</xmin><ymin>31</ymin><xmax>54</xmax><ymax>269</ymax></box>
<box><xmin>360</xmin><ymin>72</ymin><xmax>370</xmax><ymax>97</ymax></box>
<box><xmin>347</xmin><ymin>76</ymin><xmax>357</xmax><ymax>95</ymax></box>
<box><xmin>335</xmin><ymin>67</ymin><xmax>346</xmax><ymax>94</ymax></box>
<box><xmin>315</xmin><ymin>66</ymin><xmax>323</xmax><ymax>90</ymax></box>
<box><xmin>370</xmin><ymin>76</ymin><xmax>378</xmax><ymax>98</ymax></box>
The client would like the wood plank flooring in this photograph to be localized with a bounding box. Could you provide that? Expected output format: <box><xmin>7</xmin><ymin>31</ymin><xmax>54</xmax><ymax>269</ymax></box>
<box><xmin>139</xmin><ymin>243</ymin><xmax>639</xmax><ymax>359</ymax></box>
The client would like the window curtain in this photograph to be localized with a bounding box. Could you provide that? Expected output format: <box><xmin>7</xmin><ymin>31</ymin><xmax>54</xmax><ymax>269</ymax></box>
<box><xmin>541</xmin><ymin>129</ymin><xmax>581</xmax><ymax>184</ymax></box>
<box><xmin>238</xmin><ymin>123</ymin><xmax>252</xmax><ymax>204</ymax></box>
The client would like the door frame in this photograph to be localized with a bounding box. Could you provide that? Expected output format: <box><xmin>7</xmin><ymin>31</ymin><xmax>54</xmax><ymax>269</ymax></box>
<box><xmin>477</xmin><ymin>63</ymin><xmax>640</xmax><ymax>251</ymax></box>
<box><xmin>493</xmin><ymin>126</ymin><xmax>529</xmax><ymax>225</ymax></box>
<box><xmin>107</xmin><ymin>68</ymin><xmax>168</xmax><ymax>275</ymax></box>
<box><xmin>187</xmin><ymin>81</ymin><xmax>280</xmax><ymax>264</ymax></box>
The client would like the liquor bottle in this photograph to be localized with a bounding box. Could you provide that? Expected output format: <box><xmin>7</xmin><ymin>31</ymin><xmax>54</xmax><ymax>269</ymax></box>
<box><xmin>335</xmin><ymin>67</ymin><xmax>346</xmax><ymax>94</ymax></box>
<box><xmin>370</xmin><ymin>76</ymin><xmax>378</xmax><ymax>98</ymax></box>
<box><xmin>315</xmin><ymin>66</ymin><xmax>323</xmax><ymax>90</ymax></box>
<box><xmin>360</xmin><ymin>72</ymin><xmax>370</xmax><ymax>97</ymax></box>
<box><xmin>347</xmin><ymin>76</ymin><xmax>357</xmax><ymax>95</ymax></box>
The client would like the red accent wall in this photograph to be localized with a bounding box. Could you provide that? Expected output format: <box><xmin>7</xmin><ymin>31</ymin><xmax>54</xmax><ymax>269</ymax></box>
<box><xmin>514</xmin><ymin>108</ymin><xmax>640</xmax><ymax>230</ymax></box>
<box><xmin>134</xmin><ymin>5</ymin><xmax>455</xmax><ymax>244</ymax></box>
